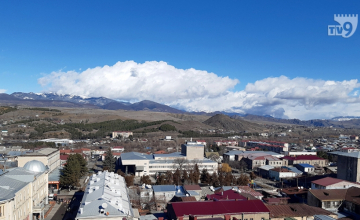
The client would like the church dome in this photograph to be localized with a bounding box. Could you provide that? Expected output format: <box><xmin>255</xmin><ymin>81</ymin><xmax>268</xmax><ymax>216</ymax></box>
<box><xmin>23</xmin><ymin>160</ymin><xmax>47</xmax><ymax>172</ymax></box>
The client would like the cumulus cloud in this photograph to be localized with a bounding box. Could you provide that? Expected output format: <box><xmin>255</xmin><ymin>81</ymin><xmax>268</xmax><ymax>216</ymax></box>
<box><xmin>0</xmin><ymin>89</ymin><xmax>6</xmax><ymax>93</ymax></box>
<box><xmin>38</xmin><ymin>61</ymin><xmax>360</xmax><ymax>120</ymax></box>
<box><xmin>38</xmin><ymin>61</ymin><xmax>238</xmax><ymax>103</ymax></box>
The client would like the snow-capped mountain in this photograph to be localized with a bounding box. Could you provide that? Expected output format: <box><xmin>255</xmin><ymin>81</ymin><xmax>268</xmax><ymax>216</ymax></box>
<box><xmin>11</xmin><ymin>92</ymin><xmax>123</xmax><ymax>106</ymax></box>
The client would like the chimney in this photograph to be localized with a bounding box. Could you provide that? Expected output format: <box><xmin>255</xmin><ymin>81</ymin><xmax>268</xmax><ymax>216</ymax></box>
<box><xmin>224</xmin><ymin>214</ymin><xmax>231</xmax><ymax>220</ymax></box>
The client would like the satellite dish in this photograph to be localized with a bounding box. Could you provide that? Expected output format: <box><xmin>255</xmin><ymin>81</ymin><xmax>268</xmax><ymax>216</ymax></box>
<box><xmin>102</xmin><ymin>203</ymin><xmax>108</xmax><ymax>209</ymax></box>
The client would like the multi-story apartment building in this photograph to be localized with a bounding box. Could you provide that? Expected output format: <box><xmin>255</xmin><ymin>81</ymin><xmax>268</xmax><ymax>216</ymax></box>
<box><xmin>0</xmin><ymin>160</ymin><xmax>49</xmax><ymax>220</ymax></box>
<box><xmin>18</xmin><ymin>148</ymin><xmax>60</xmax><ymax>173</ymax></box>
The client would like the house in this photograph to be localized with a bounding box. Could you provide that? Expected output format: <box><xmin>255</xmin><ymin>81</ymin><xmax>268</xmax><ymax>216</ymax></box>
<box><xmin>112</xmin><ymin>146</ymin><xmax>125</xmax><ymax>152</ymax></box>
<box><xmin>281</xmin><ymin>187</ymin><xmax>308</xmax><ymax>203</ymax></box>
<box><xmin>245</xmin><ymin>154</ymin><xmax>284</xmax><ymax>170</ymax></box>
<box><xmin>213</xmin><ymin>140</ymin><xmax>238</xmax><ymax>146</ymax></box>
<box><xmin>195</xmin><ymin>140</ymin><xmax>207</xmax><ymax>146</ymax></box>
<box><xmin>311</xmin><ymin>177</ymin><xmax>360</xmax><ymax>189</ymax></box>
<box><xmin>215</xmin><ymin>186</ymin><xmax>264</xmax><ymax>200</ymax></box>
<box><xmin>153</xmin><ymin>185</ymin><xmax>185</xmax><ymax>210</ymax></box>
<box><xmin>307</xmin><ymin>188</ymin><xmax>346</xmax><ymax>212</ymax></box>
<box><xmin>263</xmin><ymin>197</ymin><xmax>290</xmax><ymax>205</ymax></box>
<box><xmin>183</xmin><ymin>185</ymin><xmax>202</xmax><ymax>200</ymax></box>
<box><xmin>334</xmin><ymin>151</ymin><xmax>360</xmax><ymax>182</ymax></box>
<box><xmin>166</xmin><ymin>200</ymin><xmax>270</xmax><ymax>220</ymax></box>
<box><xmin>269</xmin><ymin>167</ymin><xmax>296</xmax><ymax>181</ymax></box>
<box><xmin>294</xmin><ymin>163</ymin><xmax>315</xmax><ymax>173</ymax></box>
<box><xmin>223</xmin><ymin>150</ymin><xmax>282</xmax><ymax>162</ymax></box>
<box><xmin>266</xmin><ymin>204</ymin><xmax>337</xmax><ymax>220</ymax></box>
<box><xmin>343</xmin><ymin>186</ymin><xmax>360</xmax><ymax>218</ymax></box>
<box><xmin>112</xmin><ymin>131</ymin><xmax>133</xmax><ymax>138</ymax></box>
<box><xmin>281</xmin><ymin>155</ymin><xmax>327</xmax><ymax>167</ymax></box>
<box><xmin>239</xmin><ymin>140</ymin><xmax>289</xmax><ymax>153</ymax></box>
<box><xmin>258</xmin><ymin>165</ymin><xmax>274</xmax><ymax>178</ymax></box>
<box><xmin>60</xmin><ymin>154</ymin><xmax>69</xmax><ymax>166</ymax></box>
<box><xmin>206</xmin><ymin>189</ymin><xmax>247</xmax><ymax>201</ymax></box>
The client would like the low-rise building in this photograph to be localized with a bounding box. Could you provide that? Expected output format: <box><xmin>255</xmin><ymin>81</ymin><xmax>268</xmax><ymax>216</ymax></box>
<box><xmin>167</xmin><ymin>200</ymin><xmax>270</xmax><ymax>220</ymax></box>
<box><xmin>0</xmin><ymin>160</ymin><xmax>49</xmax><ymax>220</ymax></box>
<box><xmin>119</xmin><ymin>143</ymin><xmax>218</xmax><ymax>177</ymax></box>
<box><xmin>18</xmin><ymin>148</ymin><xmax>60</xmax><ymax>173</ymax></box>
<box><xmin>76</xmin><ymin>171</ymin><xmax>133</xmax><ymax>220</ymax></box>
<box><xmin>112</xmin><ymin>131</ymin><xmax>133</xmax><ymax>138</ymax></box>
<box><xmin>311</xmin><ymin>177</ymin><xmax>360</xmax><ymax>189</ymax></box>
<box><xmin>269</xmin><ymin>167</ymin><xmax>296</xmax><ymax>181</ymax></box>
<box><xmin>307</xmin><ymin>188</ymin><xmax>346</xmax><ymax>212</ymax></box>
<box><xmin>266</xmin><ymin>203</ymin><xmax>337</xmax><ymax>220</ymax></box>
<box><xmin>294</xmin><ymin>163</ymin><xmax>315</xmax><ymax>173</ymax></box>
<box><xmin>281</xmin><ymin>155</ymin><xmax>326</xmax><ymax>167</ymax></box>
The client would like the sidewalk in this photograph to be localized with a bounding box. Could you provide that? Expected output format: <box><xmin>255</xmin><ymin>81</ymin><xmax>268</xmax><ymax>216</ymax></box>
<box><xmin>44</xmin><ymin>203</ymin><xmax>62</xmax><ymax>220</ymax></box>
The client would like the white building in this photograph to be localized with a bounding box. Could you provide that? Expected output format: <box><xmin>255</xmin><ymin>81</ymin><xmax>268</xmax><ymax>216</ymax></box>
<box><xmin>119</xmin><ymin>143</ymin><xmax>218</xmax><ymax>176</ymax></box>
<box><xmin>269</xmin><ymin>167</ymin><xmax>296</xmax><ymax>181</ymax></box>
<box><xmin>311</xmin><ymin>177</ymin><xmax>360</xmax><ymax>190</ymax></box>
<box><xmin>0</xmin><ymin>160</ymin><xmax>49</xmax><ymax>220</ymax></box>
<box><xmin>112</xmin><ymin>131</ymin><xmax>133</xmax><ymax>139</ymax></box>
<box><xmin>76</xmin><ymin>171</ymin><xmax>133</xmax><ymax>220</ymax></box>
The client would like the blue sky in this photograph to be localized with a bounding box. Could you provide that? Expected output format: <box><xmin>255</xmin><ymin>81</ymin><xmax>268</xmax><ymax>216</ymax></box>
<box><xmin>0</xmin><ymin>1</ymin><xmax>360</xmax><ymax>119</ymax></box>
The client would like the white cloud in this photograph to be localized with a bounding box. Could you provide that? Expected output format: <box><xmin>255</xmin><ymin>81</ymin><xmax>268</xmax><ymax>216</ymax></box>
<box><xmin>0</xmin><ymin>89</ymin><xmax>6</xmax><ymax>93</ymax></box>
<box><xmin>38</xmin><ymin>61</ymin><xmax>238</xmax><ymax>103</ymax></box>
<box><xmin>38</xmin><ymin>61</ymin><xmax>360</xmax><ymax>120</ymax></box>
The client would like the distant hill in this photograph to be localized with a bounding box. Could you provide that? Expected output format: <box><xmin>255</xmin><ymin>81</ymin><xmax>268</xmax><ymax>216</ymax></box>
<box><xmin>203</xmin><ymin>114</ymin><xmax>264</xmax><ymax>132</ymax></box>
<box><xmin>0</xmin><ymin>93</ymin><xmax>99</xmax><ymax>108</ymax></box>
<box><xmin>102</xmin><ymin>100</ymin><xmax>184</xmax><ymax>113</ymax></box>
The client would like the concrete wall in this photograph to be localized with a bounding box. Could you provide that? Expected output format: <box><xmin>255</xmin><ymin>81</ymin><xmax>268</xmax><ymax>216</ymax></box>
<box><xmin>337</xmin><ymin>155</ymin><xmax>360</xmax><ymax>182</ymax></box>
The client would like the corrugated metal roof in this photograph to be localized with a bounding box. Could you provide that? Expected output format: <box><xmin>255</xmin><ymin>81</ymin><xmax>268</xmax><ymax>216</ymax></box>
<box><xmin>309</xmin><ymin>189</ymin><xmax>347</xmax><ymax>201</ymax></box>
<box><xmin>121</xmin><ymin>152</ymin><xmax>153</xmax><ymax>160</ymax></box>
<box><xmin>266</xmin><ymin>204</ymin><xmax>334</xmax><ymax>218</ymax></box>
<box><xmin>0</xmin><ymin>175</ymin><xmax>29</xmax><ymax>202</ymax></box>
<box><xmin>206</xmin><ymin>189</ymin><xmax>246</xmax><ymax>200</ymax></box>
<box><xmin>153</xmin><ymin>185</ymin><xmax>176</xmax><ymax>192</ymax></box>
<box><xmin>296</xmin><ymin>163</ymin><xmax>314</xmax><ymax>168</ymax></box>
<box><xmin>171</xmin><ymin>200</ymin><xmax>269</xmax><ymax>217</ymax></box>
<box><xmin>259</xmin><ymin>165</ymin><xmax>274</xmax><ymax>171</ymax></box>
<box><xmin>312</xmin><ymin>177</ymin><xmax>344</xmax><ymax>187</ymax></box>
<box><xmin>76</xmin><ymin>171</ymin><xmax>133</xmax><ymax>219</ymax></box>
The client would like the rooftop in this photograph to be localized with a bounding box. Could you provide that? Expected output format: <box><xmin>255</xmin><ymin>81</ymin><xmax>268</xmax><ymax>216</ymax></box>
<box><xmin>282</xmin><ymin>155</ymin><xmax>325</xmax><ymax>161</ymax></box>
<box><xmin>76</xmin><ymin>171</ymin><xmax>133</xmax><ymax>219</ymax></box>
<box><xmin>206</xmin><ymin>189</ymin><xmax>247</xmax><ymax>201</ymax></box>
<box><xmin>266</xmin><ymin>204</ymin><xmax>334</xmax><ymax>218</ymax></box>
<box><xmin>312</xmin><ymin>177</ymin><xmax>346</xmax><ymax>187</ymax></box>
<box><xmin>170</xmin><ymin>200</ymin><xmax>269</xmax><ymax>217</ymax></box>
<box><xmin>296</xmin><ymin>163</ymin><xmax>314</xmax><ymax>168</ymax></box>
<box><xmin>309</xmin><ymin>189</ymin><xmax>347</xmax><ymax>201</ymax></box>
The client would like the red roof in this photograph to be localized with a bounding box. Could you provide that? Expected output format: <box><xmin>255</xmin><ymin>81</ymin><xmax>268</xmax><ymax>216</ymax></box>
<box><xmin>184</xmin><ymin>185</ymin><xmax>202</xmax><ymax>191</ymax></box>
<box><xmin>282</xmin><ymin>155</ymin><xmax>325</xmax><ymax>161</ymax></box>
<box><xmin>311</xmin><ymin>177</ymin><xmax>344</xmax><ymax>186</ymax></box>
<box><xmin>206</xmin><ymin>190</ymin><xmax>247</xmax><ymax>201</ymax></box>
<box><xmin>154</xmin><ymin>150</ymin><xmax>166</xmax><ymax>154</ymax></box>
<box><xmin>60</xmin><ymin>149</ymin><xmax>71</xmax><ymax>154</ymax></box>
<box><xmin>60</xmin><ymin>155</ymin><xmax>69</xmax><ymax>160</ymax></box>
<box><xmin>113</xmin><ymin>146</ymin><xmax>124</xmax><ymax>149</ymax></box>
<box><xmin>170</xmin><ymin>200</ymin><xmax>269</xmax><ymax>217</ymax></box>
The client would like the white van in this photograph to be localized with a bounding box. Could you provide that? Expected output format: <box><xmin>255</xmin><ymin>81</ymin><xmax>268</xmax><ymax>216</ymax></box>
<box><xmin>48</xmin><ymin>194</ymin><xmax>54</xmax><ymax>200</ymax></box>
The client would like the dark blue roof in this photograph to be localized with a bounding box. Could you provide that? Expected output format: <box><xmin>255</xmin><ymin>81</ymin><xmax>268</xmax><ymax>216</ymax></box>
<box><xmin>297</xmin><ymin>163</ymin><xmax>314</xmax><ymax>168</ymax></box>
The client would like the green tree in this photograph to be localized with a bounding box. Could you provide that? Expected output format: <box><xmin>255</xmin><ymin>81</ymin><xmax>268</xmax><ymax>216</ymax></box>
<box><xmin>60</xmin><ymin>154</ymin><xmax>81</xmax><ymax>188</ymax></box>
<box><xmin>74</xmin><ymin>153</ymin><xmax>88</xmax><ymax>175</ymax></box>
<box><xmin>103</xmin><ymin>148</ymin><xmax>116</xmax><ymax>172</ymax></box>
<box><xmin>159</xmin><ymin>124</ymin><xmax>176</xmax><ymax>131</ymax></box>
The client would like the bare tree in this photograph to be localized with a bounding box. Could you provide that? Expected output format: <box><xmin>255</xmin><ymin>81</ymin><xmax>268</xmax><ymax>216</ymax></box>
<box><xmin>172</xmin><ymin>158</ymin><xmax>189</xmax><ymax>171</ymax></box>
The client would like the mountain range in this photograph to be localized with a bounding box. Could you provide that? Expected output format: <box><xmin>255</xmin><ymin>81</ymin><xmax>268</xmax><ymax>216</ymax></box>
<box><xmin>2</xmin><ymin>92</ymin><xmax>360</xmax><ymax>128</ymax></box>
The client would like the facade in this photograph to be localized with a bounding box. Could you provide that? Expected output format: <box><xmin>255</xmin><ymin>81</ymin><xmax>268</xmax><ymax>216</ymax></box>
<box><xmin>307</xmin><ymin>189</ymin><xmax>346</xmax><ymax>212</ymax></box>
<box><xmin>334</xmin><ymin>151</ymin><xmax>360</xmax><ymax>182</ymax></box>
<box><xmin>223</xmin><ymin>150</ymin><xmax>282</xmax><ymax>162</ymax></box>
<box><xmin>266</xmin><ymin>204</ymin><xmax>337</xmax><ymax>220</ymax></box>
<box><xmin>112</xmin><ymin>131</ymin><xmax>133</xmax><ymax>138</ymax></box>
<box><xmin>244</xmin><ymin>154</ymin><xmax>283</xmax><ymax>170</ymax></box>
<box><xmin>294</xmin><ymin>163</ymin><xmax>315</xmax><ymax>173</ymax></box>
<box><xmin>281</xmin><ymin>155</ymin><xmax>326</xmax><ymax>167</ymax></box>
<box><xmin>167</xmin><ymin>200</ymin><xmax>270</xmax><ymax>220</ymax></box>
<box><xmin>76</xmin><ymin>171</ymin><xmax>133</xmax><ymax>220</ymax></box>
<box><xmin>18</xmin><ymin>148</ymin><xmax>60</xmax><ymax>173</ymax></box>
<box><xmin>284</xmin><ymin>151</ymin><xmax>317</xmax><ymax>156</ymax></box>
<box><xmin>213</xmin><ymin>140</ymin><xmax>238</xmax><ymax>146</ymax></box>
<box><xmin>240</xmin><ymin>140</ymin><xmax>289</xmax><ymax>153</ymax></box>
<box><xmin>0</xmin><ymin>160</ymin><xmax>49</xmax><ymax>220</ymax></box>
<box><xmin>311</xmin><ymin>177</ymin><xmax>360</xmax><ymax>189</ymax></box>
<box><xmin>119</xmin><ymin>144</ymin><xmax>218</xmax><ymax>177</ymax></box>
<box><xmin>269</xmin><ymin>167</ymin><xmax>296</xmax><ymax>181</ymax></box>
